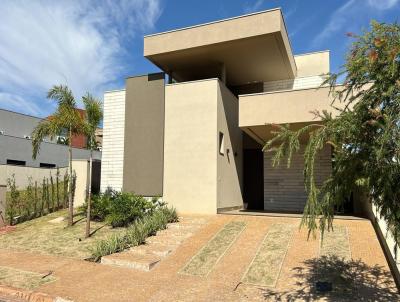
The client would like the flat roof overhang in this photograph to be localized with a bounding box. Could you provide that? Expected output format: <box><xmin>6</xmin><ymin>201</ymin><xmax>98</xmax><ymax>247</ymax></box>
<box><xmin>239</xmin><ymin>86</ymin><xmax>343</xmax><ymax>144</ymax></box>
<box><xmin>144</xmin><ymin>9</ymin><xmax>297</xmax><ymax>86</ymax></box>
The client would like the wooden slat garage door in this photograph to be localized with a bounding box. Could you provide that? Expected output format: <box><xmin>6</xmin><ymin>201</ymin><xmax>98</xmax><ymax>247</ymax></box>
<box><xmin>263</xmin><ymin>145</ymin><xmax>332</xmax><ymax>213</ymax></box>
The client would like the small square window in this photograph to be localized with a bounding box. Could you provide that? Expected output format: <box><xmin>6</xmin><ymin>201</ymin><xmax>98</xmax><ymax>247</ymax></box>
<box><xmin>219</xmin><ymin>132</ymin><xmax>225</xmax><ymax>155</ymax></box>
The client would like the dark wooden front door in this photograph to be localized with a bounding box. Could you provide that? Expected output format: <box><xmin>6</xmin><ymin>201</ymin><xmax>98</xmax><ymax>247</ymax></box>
<box><xmin>243</xmin><ymin>149</ymin><xmax>264</xmax><ymax>210</ymax></box>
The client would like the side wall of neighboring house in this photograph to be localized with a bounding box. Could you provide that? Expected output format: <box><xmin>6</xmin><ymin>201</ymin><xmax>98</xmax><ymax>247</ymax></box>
<box><xmin>0</xmin><ymin>135</ymin><xmax>100</xmax><ymax>168</ymax></box>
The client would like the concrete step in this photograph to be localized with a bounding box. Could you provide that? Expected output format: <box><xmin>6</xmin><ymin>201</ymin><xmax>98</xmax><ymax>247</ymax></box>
<box><xmin>157</xmin><ymin>228</ymin><xmax>193</xmax><ymax>238</ymax></box>
<box><xmin>101</xmin><ymin>251</ymin><xmax>161</xmax><ymax>271</ymax></box>
<box><xmin>177</xmin><ymin>217</ymin><xmax>208</xmax><ymax>225</ymax></box>
<box><xmin>146</xmin><ymin>235</ymin><xmax>185</xmax><ymax>246</ymax></box>
<box><xmin>128</xmin><ymin>243</ymin><xmax>175</xmax><ymax>258</ymax></box>
<box><xmin>167</xmin><ymin>223</ymin><xmax>201</xmax><ymax>231</ymax></box>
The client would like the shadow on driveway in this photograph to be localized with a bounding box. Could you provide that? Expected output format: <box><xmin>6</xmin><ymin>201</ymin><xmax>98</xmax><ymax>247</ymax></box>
<box><xmin>262</xmin><ymin>255</ymin><xmax>399</xmax><ymax>301</ymax></box>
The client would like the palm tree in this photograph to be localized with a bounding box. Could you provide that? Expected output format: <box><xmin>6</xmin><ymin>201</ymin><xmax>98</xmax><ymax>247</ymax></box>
<box><xmin>32</xmin><ymin>85</ymin><xmax>85</xmax><ymax>226</ymax></box>
<box><xmin>82</xmin><ymin>94</ymin><xmax>103</xmax><ymax>238</ymax></box>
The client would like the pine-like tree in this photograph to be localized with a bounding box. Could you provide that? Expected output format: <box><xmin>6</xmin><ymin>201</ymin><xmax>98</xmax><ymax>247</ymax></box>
<box><xmin>264</xmin><ymin>21</ymin><xmax>400</xmax><ymax>237</ymax></box>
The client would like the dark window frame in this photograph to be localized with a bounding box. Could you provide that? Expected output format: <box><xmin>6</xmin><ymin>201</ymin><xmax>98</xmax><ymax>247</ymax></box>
<box><xmin>7</xmin><ymin>159</ymin><xmax>26</xmax><ymax>166</ymax></box>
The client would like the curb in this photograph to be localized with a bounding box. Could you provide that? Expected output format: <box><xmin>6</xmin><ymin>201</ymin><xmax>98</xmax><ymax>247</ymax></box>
<box><xmin>0</xmin><ymin>285</ymin><xmax>73</xmax><ymax>302</ymax></box>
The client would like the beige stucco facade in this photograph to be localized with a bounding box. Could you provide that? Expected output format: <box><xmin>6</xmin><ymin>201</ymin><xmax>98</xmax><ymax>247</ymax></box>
<box><xmin>163</xmin><ymin>79</ymin><xmax>243</xmax><ymax>214</ymax></box>
<box><xmin>216</xmin><ymin>83</ymin><xmax>243</xmax><ymax>210</ymax></box>
<box><xmin>163</xmin><ymin>79</ymin><xmax>218</xmax><ymax>213</ymax></box>
<box><xmin>294</xmin><ymin>51</ymin><xmax>330</xmax><ymax>77</ymax></box>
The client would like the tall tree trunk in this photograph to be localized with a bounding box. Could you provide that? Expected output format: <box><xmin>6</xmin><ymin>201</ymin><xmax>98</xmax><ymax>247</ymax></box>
<box><xmin>68</xmin><ymin>126</ymin><xmax>73</xmax><ymax>226</ymax></box>
<box><xmin>85</xmin><ymin>148</ymin><xmax>93</xmax><ymax>238</ymax></box>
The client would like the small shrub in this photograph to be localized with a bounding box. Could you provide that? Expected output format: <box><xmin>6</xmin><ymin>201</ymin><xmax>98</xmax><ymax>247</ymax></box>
<box><xmin>80</xmin><ymin>193</ymin><xmax>111</xmax><ymax>221</ymax></box>
<box><xmin>90</xmin><ymin>206</ymin><xmax>178</xmax><ymax>261</ymax></box>
<box><xmin>82</xmin><ymin>190</ymin><xmax>163</xmax><ymax>228</ymax></box>
<box><xmin>6</xmin><ymin>174</ymin><xmax>19</xmax><ymax>225</ymax></box>
<box><xmin>106</xmin><ymin>192</ymin><xmax>155</xmax><ymax>227</ymax></box>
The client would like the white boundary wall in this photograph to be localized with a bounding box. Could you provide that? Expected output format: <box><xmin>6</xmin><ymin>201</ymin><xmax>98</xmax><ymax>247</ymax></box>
<box><xmin>0</xmin><ymin>160</ymin><xmax>90</xmax><ymax>208</ymax></box>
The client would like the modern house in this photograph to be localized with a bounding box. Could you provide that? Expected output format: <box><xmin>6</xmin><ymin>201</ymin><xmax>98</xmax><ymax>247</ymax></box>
<box><xmin>100</xmin><ymin>8</ymin><xmax>340</xmax><ymax>214</ymax></box>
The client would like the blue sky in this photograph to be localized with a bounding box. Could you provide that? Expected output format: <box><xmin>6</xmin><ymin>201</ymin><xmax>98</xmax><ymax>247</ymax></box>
<box><xmin>0</xmin><ymin>0</ymin><xmax>399</xmax><ymax>117</ymax></box>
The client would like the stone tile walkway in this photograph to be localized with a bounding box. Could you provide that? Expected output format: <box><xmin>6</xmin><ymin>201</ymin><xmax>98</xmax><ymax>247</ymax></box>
<box><xmin>0</xmin><ymin>214</ymin><xmax>398</xmax><ymax>301</ymax></box>
<box><xmin>101</xmin><ymin>216</ymin><xmax>209</xmax><ymax>271</ymax></box>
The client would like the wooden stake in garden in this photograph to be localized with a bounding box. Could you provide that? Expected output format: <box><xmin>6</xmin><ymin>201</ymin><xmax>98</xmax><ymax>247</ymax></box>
<box><xmin>34</xmin><ymin>181</ymin><xmax>38</xmax><ymax>218</ymax></box>
<box><xmin>50</xmin><ymin>173</ymin><xmax>55</xmax><ymax>212</ymax></box>
<box><xmin>56</xmin><ymin>168</ymin><xmax>60</xmax><ymax>209</ymax></box>
<box><xmin>41</xmin><ymin>177</ymin><xmax>46</xmax><ymax>215</ymax></box>
<box><xmin>63</xmin><ymin>171</ymin><xmax>69</xmax><ymax>209</ymax></box>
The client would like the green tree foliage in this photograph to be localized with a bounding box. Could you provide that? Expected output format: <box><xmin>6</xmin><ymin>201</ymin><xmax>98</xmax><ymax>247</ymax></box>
<box><xmin>264</xmin><ymin>21</ymin><xmax>400</xmax><ymax>237</ymax></box>
<box><xmin>32</xmin><ymin>85</ymin><xmax>85</xmax><ymax>226</ymax></box>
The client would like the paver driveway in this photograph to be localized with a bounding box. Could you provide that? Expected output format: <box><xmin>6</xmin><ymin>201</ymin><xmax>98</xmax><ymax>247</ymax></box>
<box><xmin>0</xmin><ymin>214</ymin><xmax>398</xmax><ymax>301</ymax></box>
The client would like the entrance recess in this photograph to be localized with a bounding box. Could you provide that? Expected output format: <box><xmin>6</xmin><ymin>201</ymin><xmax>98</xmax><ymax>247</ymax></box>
<box><xmin>243</xmin><ymin>149</ymin><xmax>264</xmax><ymax>210</ymax></box>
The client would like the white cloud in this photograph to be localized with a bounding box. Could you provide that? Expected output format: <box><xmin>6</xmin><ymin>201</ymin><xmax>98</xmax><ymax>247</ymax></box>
<box><xmin>312</xmin><ymin>0</ymin><xmax>399</xmax><ymax>48</ymax></box>
<box><xmin>312</xmin><ymin>0</ymin><xmax>357</xmax><ymax>47</ymax></box>
<box><xmin>0</xmin><ymin>0</ymin><xmax>162</xmax><ymax>117</ymax></box>
<box><xmin>367</xmin><ymin>0</ymin><xmax>399</xmax><ymax>10</ymax></box>
<box><xmin>243</xmin><ymin>0</ymin><xmax>265</xmax><ymax>14</ymax></box>
<box><xmin>0</xmin><ymin>93</ymin><xmax>42</xmax><ymax>116</ymax></box>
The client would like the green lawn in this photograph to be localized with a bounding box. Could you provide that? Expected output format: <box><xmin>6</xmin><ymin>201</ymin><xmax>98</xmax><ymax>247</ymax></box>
<box><xmin>0</xmin><ymin>210</ymin><xmax>125</xmax><ymax>259</ymax></box>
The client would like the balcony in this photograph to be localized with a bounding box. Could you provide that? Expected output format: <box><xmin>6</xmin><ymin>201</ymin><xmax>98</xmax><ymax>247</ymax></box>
<box><xmin>239</xmin><ymin>86</ymin><xmax>341</xmax><ymax>143</ymax></box>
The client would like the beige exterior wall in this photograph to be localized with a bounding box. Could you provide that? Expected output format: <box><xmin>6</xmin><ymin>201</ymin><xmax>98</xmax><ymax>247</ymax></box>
<box><xmin>163</xmin><ymin>79</ymin><xmax>243</xmax><ymax>214</ymax></box>
<box><xmin>144</xmin><ymin>9</ymin><xmax>282</xmax><ymax>56</ymax></box>
<box><xmin>264</xmin><ymin>144</ymin><xmax>332</xmax><ymax>212</ymax></box>
<box><xmin>294</xmin><ymin>51</ymin><xmax>330</xmax><ymax>77</ymax></box>
<box><xmin>163</xmin><ymin>79</ymin><xmax>218</xmax><ymax>214</ymax></box>
<box><xmin>217</xmin><ymin>83</ymin><xmax>243</xmax><ymax>210</ymax></box>
<box><xmin>239</xmin><ymin>86</ymin><xmax>340</xmax><ymax>127</ymax></box>
<box><xmin>0</xmin><ymin>160</ymin><xmax>88</xmax><ymax>208</ymax></box>
<box><xmin>0</xmin><ymin>165</ymin><xmax>68</xmax><ymax>188</ymax></box>
<box><xmin>0</xmin><ymin>185</ymin><xmax>5</xmax><ymax>226</ymax></box>
<box><xmin>123</xmin><ymin>74</ymin><xmax>165</xmax><ymax>196</ymax></box>
<box><xmin>71</xmin><ymin>160</ymin><xmax>89</xmax><ymax>208</ymax></box>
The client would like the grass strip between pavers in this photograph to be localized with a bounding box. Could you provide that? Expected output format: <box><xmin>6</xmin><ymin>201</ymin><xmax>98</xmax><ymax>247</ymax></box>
<box><xmin>0</xmin><ymin>266</ymin><xmax>56</xmax><ymax>290</ymax></box>
<box><xmin>320</xmin><ymin>225</ymin><xmax>351</xmax><ymax>260</ymax></box>
<box><xmin>242</xmin><ymin>223</ymin><xmax>295</xmax><ymax>288</ymax></box>
<box><xmin>180</xmin><ymin>220</ymin><xmax>246</xmax><ymax>277</ymax></box>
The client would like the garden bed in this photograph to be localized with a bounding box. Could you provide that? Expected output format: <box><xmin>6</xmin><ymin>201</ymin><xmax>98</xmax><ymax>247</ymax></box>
<box><xmin>0</xmin><ymin>210</ymin><xmax>126</xmax><ymax>259</ymax></box>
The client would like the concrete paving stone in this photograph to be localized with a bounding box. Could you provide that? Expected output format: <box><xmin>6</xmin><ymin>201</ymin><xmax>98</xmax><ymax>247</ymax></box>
<box><xmin>146</xmin><ymin>235</ymin><xmax>184</xmax><ymax>246</ymax></box>
<box><xmin>101</xmin><ymin>252</ymin><xmax>161</xmax><ymax>271</ymax></box>
<box><xmin>156</xmin><ymin>229</ymin><xmax>193</xmax><ymax>239</ymax></box>
<box><xmin>128</xmin><ymin>243</ymin><xmax>175</xmax><ymax>258</ymax></box>
<box><xmin>166</xmin><ymin>223</ymin><xmax>200</xmax><ymax>230</ymax></box>
<box><xmin>177</xmin><ymin>217</ymin><xmax>208</xmax><ymax>225</ymax></box>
